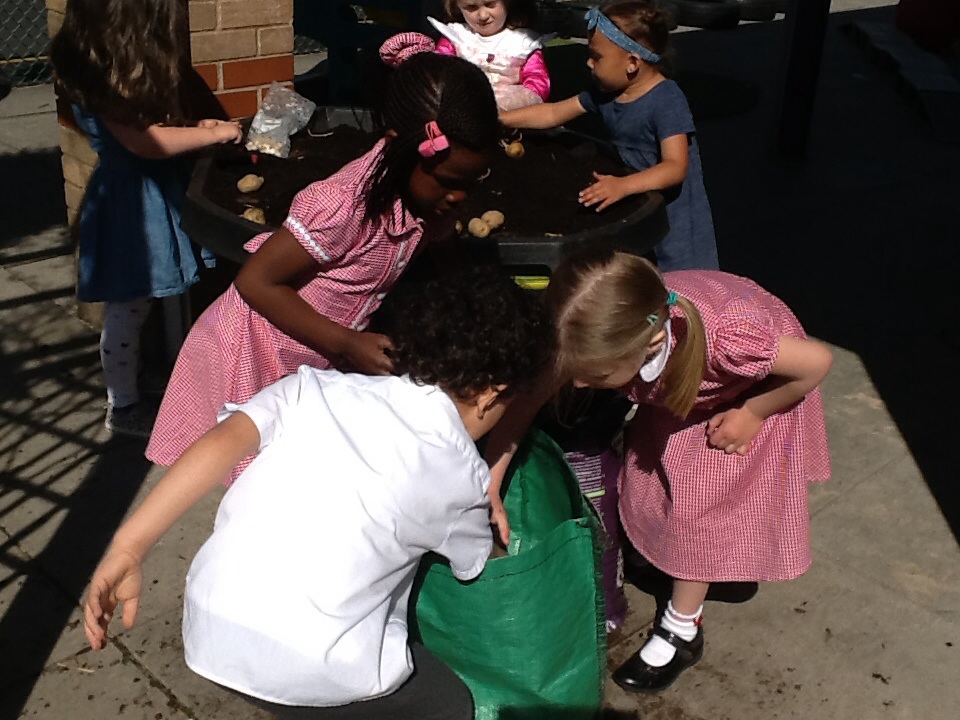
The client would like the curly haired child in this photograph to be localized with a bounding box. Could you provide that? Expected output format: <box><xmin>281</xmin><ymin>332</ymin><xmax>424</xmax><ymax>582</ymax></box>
<box><xmin>84</xmin><ymin>264</ymin><xmax>554</xmax><ymax>719</ymax></box>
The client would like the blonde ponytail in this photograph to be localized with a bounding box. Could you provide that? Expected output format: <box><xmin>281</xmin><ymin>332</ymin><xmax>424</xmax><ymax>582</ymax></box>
<box><xmin>661</xmin><ymin>295</ymin><xmax>705</xmax><ymax>418</ymax></box>
<box><xmin>547</xmin><ymin>249</ymin><xmax>706</xmax><ymax>417</ymax></box>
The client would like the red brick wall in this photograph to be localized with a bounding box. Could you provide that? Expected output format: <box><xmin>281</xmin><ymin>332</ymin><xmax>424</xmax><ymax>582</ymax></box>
<box><xmin>189</xmin><ymin>0</ymin><xmax>295</xmax><ymax>119</ymax></box>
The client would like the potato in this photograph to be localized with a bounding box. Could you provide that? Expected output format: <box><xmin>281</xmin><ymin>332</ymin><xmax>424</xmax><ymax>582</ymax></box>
<box><xmin>503</xmin><ymin>141</ymin><xmax>525</xmax><ymax>158</ymax></box>
<box><xmin>241</xmin><ymin>207</ymin><xmax>266</xmax><ymax>224</ymax></box>
<box><xmin>480</xmin><ymin>210</ymin><xmax>504</xmax><ymax>230</ymax></box>
<box><xmin>467</xmin><ymin>217</ymin><xmax>491</xmax><ymax>238</ymax></box>
<box><xmin>237</xmin><ymin>174</ymin><xmax>265</xmax><ymax>193</ymax></box>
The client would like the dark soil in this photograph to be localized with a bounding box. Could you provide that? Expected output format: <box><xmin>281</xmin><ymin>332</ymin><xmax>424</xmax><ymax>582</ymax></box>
<box><xmin>456</xmin><ymin>131</ymin><xmax>647</xmax><ymax>236</ymax></box>
<box><xmin>201</xmin><ymin>122</ymin><xmax>647</xmax><ymax>236</ymax></box>
<box><xmin>203</xmin><ymin>124</ymin><xmax>378</xmax><ymax>228</ymax></box>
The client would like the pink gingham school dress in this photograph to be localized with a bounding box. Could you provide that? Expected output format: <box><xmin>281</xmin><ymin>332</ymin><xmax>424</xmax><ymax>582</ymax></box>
<box><xmin>147</xmin><ymin>141</ymin><xmax>423</xmax><ymax>472</ymax></box>
<box><xmin>619</xmin><ymin>271</ymin><xmax>830</xmax><ymax>583</ymax></box>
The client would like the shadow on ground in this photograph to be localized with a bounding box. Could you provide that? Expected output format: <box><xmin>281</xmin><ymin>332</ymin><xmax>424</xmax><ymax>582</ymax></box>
<box><xmin>1</xmin><ymin>4</ymin><xmax>959</xmax><ymax>717</ymax></box>
<box><xmin>0</xmin><ymin>250</ymin><xmax>152</xmax><ymax>717</ymax></box>
<box><xmin>0</xmin><ymin>148</ymin><xmax>67</xmax><ymax>246</ymax></box>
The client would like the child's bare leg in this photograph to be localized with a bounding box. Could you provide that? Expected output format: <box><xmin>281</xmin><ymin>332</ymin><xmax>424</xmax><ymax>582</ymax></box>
<box><xmin>613</xmin><ymin>575</ymin><xmax>707</xmax><ymax>693</ymax></box>
<box><xmin>671</xmin><ymin>579</ymin><xmax>709</xmax><ymax>615</ymax></box>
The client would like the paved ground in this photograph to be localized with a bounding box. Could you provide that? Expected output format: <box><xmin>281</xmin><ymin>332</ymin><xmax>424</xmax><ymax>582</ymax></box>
<box><xmin>2</xmin><ymin>3</ymin><xmax>959</xmax><ymax>719</ymax></box>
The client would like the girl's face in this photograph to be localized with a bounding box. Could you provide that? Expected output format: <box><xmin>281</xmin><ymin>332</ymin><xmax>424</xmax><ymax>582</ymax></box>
<box><xmin>458</xmin><ymin>0</ymin><xmax>508</xmax><ymax>37</ymax></box>
<box><xmin>586</xmin><ymin>30</ymin><xmax>639</xmax><ymax>94</ymax></box>
<box><xmin>571</xmin><ymin>327</ymin><xmax>668</xmax><ymax>390</ymax></box>
<box><xmin>406</xmin><ymin>145</ymin><xmax>489</xmax><ymax>219</ymax></box>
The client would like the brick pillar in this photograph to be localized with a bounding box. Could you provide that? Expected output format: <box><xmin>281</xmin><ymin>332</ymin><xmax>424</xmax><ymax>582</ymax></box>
<box><xmin>45</xmin><ymin>1</ymin><xmax>295</xmax><ymax>325</ymax></box>
<box><xmin>189</xmin><ymin>0</ymin><xmax>295</xmax><ymax>119</ymax></box>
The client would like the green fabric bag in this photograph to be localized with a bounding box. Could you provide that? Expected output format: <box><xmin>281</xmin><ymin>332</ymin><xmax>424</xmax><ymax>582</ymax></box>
<box><xmin>411</xmin><ymin>430</ymin><xmax>606</xmax><ymax>720</ymax></box>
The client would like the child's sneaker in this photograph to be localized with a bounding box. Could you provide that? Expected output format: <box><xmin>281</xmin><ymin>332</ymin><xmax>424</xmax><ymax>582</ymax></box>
<box><xmin>105</xmin><ymin>402</ymin><xmax>157</xmax><ymax>439</ymax></box>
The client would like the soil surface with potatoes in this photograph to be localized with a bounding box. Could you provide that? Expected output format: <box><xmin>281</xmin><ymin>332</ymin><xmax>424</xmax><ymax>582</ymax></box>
<box><xmin>202</xmin><ymin>122</ymin><xmax>647</xmax><ymax>236</ymax></box>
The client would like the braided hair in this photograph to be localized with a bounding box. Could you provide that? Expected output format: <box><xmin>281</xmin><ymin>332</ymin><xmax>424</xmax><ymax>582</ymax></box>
<box><xmin>364</xmin><ymin>53</ymin><xmax>499</xmax><ymax>222</ymax></box>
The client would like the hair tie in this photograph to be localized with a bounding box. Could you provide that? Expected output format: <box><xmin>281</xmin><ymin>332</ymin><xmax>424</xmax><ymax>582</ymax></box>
<box><xmin>379</xmin><ymin>32</ymin><xmax>436</xmax><ymax>68</ymax></box>
<box><xmin>647</xmin><ymin>291</ymin><xmax>678</xmax><ymax>326</ymax></box>
<box><xmin>584</xmin><ymin>8</ymin><xmax>662</xmax><ymax>65</ymax></box>
<box><xmin>418</xmin><ymin>121</ymin><xmax>449</xmax><ymax>158</ymax></box>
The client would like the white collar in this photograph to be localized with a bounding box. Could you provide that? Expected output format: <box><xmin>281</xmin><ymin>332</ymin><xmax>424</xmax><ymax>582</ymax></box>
<box><xmin>639</xmin><ymin>319</ymin><xmax>672</xmax><ymax>382</ymax></box>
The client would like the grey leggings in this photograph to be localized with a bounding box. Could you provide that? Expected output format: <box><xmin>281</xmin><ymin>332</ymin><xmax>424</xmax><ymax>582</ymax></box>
<box><xmin>228</xmin><ymin>644</ymin><xmax>473</xmax><ymax>720</ymax></box>
<box><xmin>101</xmin><ymin>297</ymin><xmax>152</xmax><ymax>408</ymax></box>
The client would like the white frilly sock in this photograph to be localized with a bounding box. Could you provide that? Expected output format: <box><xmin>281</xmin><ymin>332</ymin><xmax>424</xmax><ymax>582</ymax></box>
<box><xmin>638</xmin><ymin>601</ymin><xmax>702</xmax><ymax>668</ymax></box>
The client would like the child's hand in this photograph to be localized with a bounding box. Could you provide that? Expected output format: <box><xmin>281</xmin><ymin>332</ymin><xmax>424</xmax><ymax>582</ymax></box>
<box><xmin>83</xmin><ymin>547</ymin><xmax>144</xmax><ymax>651</ymax></box>
<box><xmin>706</xmin><ymin>407</ymin><xmax>764</xmax><ymax>455</ymax></box>
<box><xmin>489</xmin><ymin>494</ymin><xmax>511</xmax><ymax>547</ymax></box>
<box><xmin>579</xmin><ymin>172</ymin><xmax>630</xmax><ymax>212</ymax></box>
<box><xmin>199</xmin><ymin>119</ymin><xmax>243</xmax><ymax>145</ymax></box>
<box><xmin>344</xmin><ymin>331</ymin><xmax>395</xmax><ymax>375</ymax></box>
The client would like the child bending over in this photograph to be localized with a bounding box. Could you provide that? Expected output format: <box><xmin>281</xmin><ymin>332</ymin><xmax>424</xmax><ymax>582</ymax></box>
<box><xmin>84</xmin><ymin>265</ymin><xmax>553</xmax><ymax>719</ymax></box>
<box><xmin>486</xmin><ymin>248</ymin><xmax>831</xmax><ymax>693</ymax></box>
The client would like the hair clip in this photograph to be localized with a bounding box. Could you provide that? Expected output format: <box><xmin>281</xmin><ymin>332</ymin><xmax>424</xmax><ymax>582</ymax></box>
<box><xmin>418</xmin><ymin>121</ymin><xmax>449</xmax><ymax>158</ymax></box>
<box><xmin>666</xmin><ymin>291</ymin><xmax>679</xmax><ymax>306</ymax></box>
<box><xmin>646</xmin><ymin>313</ymin><xmax>659</xmax><ymax>327</ymax></box>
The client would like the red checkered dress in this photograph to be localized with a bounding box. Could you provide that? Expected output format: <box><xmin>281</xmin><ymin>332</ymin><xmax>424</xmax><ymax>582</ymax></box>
<box><xmin>619</xmin><ymin>271</ymin><xmax>831</xmax><ymax>582</ymax></box>
<box><xmin>147</xmin><ymin>141</ymin><xmax>423</xmax><ymax>475</ymax></box>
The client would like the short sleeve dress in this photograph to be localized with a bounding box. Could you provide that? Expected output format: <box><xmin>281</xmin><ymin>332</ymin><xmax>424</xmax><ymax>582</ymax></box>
<box><xmin>579</xmin><ymin>81</ymin><xmax>719</xmax><ymax>272</ymax></box>
<box><xmin>72</xmin><ymin>106</ymin><xmax>214</xmax><ymax>302</ymax></box>
<box><xmin>146</xmin><ymin>141</ymin><xmax>423</xmax><ymax>470</ymax></box>
<box><xmin>619</xmin><ymin>271</ymin><xmax>830</xmax><ymax>582</ymax></box>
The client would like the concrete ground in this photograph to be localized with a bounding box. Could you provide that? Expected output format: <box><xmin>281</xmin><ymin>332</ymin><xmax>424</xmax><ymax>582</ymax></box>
<box><xmin>2</xmin><ymin>2</ymin><xmax>959</xmax><ymax>718</ymax></box>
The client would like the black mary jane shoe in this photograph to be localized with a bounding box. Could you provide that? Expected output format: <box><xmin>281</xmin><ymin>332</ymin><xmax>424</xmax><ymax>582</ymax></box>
<box><xmin>612</xmin><ymin>626</ymin><xmax>704</xmax><ymax>693</ymax></box>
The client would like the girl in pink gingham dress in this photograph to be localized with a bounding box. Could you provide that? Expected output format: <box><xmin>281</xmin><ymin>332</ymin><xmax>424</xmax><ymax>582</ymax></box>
<box><xmin>147</xmin><ymin>49</ymin><xmax>500</xmax><ymax>477</ymax></box>
<box><xmin>485</xmin><ymin>248</ymin><xmax>832</xmax><ymax>694</ymax></box>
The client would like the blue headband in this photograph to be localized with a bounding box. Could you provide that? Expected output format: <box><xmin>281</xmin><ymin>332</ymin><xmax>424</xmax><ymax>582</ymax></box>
<box><xmin>585</xmin><ymin>8</ymin><xmax>662</xmax><ymax>65</ymax></box>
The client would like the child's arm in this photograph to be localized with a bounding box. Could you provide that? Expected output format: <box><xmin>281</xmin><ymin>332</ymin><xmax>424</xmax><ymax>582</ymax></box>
<box><xmin>234</xmin><ymin>227</ymin><xmax>394</xmax><ymax>374</ymax></box>
<box><xmin>484</xmin><ymin>368</ymin><xmax>564</xmax><ymax>544</ymax></box>
<box><xmin>103</xmin><ymin>118</ymin><xmax>242</xmax><ymax>160</ymax></box>
<box><xmin>499</xmin><ymin>95</ymin><xmax>586</xmax><ymax>129</ymax></box>
<box><xmin>434</xmin><ymin>37</ymin><xmax>458</xmax><ymax>56</ymax></box>
<box><xmin>84</xmin><ymin>413</ymin><xmax>260</xmax><ymax>650</ymax></box>
<box><xmin>579</xmin><ymin>132</ymin><xmax>689</xmax><ymax>212</ymax></box>
<box><xmin>518</xmin><ymin>50</ymin><xmax>551</xmax><ymax>102</ymax></box>
<box><xmin>706</xmin><ymin>336</ymin><xmax>833</xmax><ymax>455</ymax></box>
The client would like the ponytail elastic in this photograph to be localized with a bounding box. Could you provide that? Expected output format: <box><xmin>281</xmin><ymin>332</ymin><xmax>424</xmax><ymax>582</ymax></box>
<box><xmin>418</xmin><ymin>121</ymin><xmax>449</xmax><ymax>158</ymax></box>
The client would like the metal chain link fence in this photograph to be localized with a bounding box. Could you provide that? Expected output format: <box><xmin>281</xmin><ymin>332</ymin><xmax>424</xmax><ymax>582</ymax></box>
<box><xmin>1</xmin><ymin>0</ymin><xmax>53</xmax><ymax>88</ymax></box>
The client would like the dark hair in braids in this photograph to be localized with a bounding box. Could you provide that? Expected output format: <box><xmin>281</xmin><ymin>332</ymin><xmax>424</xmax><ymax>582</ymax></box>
<box><xmin>364</xmin><ymin>53</ymin><xmax>499</xmax><ymax>222</ymax></box>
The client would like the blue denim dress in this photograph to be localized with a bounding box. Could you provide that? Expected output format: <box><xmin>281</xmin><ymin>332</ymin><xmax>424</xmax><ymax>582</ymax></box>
<box><xmin>580</xmin><ymin>81</ymin><xmax>719</xmax><ymax>272</ymax></box>
<box><xmin>73</xmin><ymin>106</ymin><xmax>214</xmax><ymax>302</ymax></box>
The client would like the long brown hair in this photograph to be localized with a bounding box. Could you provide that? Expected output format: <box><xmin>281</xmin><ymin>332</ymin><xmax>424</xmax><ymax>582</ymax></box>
<box><xmin>50</xmin><ymin>0</ymin><xmax>187</xmax><ymax>127</ymax></box>
<box><xmin>545</xmin><ymin>248</ymin><xmax>706</xmax><ymax>418</ymax></box>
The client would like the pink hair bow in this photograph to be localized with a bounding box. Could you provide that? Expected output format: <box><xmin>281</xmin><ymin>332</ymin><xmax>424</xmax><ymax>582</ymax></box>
<box><xmin>418</xmin><ymin>121</ymin><xmax>449</xmax><ymax>158</ymax></box>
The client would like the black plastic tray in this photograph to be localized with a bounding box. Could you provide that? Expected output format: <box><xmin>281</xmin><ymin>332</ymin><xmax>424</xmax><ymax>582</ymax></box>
<box><xmin>182</xmin><ymin>106</ymin><xmax>668</xmax><ymax>271</ymax></box>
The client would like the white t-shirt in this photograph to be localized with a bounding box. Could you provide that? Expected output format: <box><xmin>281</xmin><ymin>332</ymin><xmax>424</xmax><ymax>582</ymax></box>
<box><xmin>182</xmin><ymin>368</ymin><xmax>493</xmax><ymax>707</ymax></box>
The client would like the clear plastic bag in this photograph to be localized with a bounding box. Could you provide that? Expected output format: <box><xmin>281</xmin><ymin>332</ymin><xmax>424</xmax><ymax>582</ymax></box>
<box><xmin>245</xmin><ymin>82</ymin><xmax>316</xmax><ymax>158</ymax></box>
